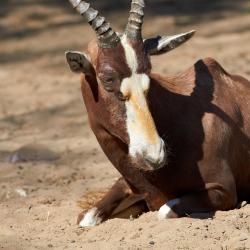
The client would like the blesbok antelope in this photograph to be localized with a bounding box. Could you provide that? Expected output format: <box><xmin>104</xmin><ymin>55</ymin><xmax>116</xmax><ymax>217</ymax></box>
<box><xmin>65</xmin><ymin>0</ymin><xmax>250</xmax><ymax>227</ymax></box>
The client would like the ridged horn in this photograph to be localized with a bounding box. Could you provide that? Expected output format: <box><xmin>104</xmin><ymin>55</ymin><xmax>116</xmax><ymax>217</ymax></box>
<box><xmin>126</xmin><ymin>0</ymin><xmax>145</xmax><ymax>40</ymax></box>
<box><xmin>68</xmin><ymin>0</ymin><xmax>120</xmax><ymax>48</ymax></box>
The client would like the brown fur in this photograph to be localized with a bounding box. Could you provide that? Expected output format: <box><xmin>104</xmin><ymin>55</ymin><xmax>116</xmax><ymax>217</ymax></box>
<box><xmin>77</xmin><ymin>39</ymin><xmax>250</xmax><ymax>223</ymax></box>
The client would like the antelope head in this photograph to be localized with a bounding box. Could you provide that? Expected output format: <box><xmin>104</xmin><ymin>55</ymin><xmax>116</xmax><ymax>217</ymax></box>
<box><xmin>66</xmin><ymin>0</ymin><xmax>195</xmax><ymax>171</ymax></box>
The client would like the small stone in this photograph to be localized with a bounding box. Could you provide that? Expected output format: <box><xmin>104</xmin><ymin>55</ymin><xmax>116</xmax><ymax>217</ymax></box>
<box><xmin>239</xmin><ymin>237</ymin><xmax>248</xmax><ymax>241</ymax></box>
<box><xmin>149</xmin><ymin>241</ymin><xmax>155</xmax><ymax>245</ymax></box>
<box><xmin>15</xmin><ymin>188</ymin><xmax>27</xmax><ymax>197</ymax></box>
<box><xmin>237</xmin><ymin>212</ymin><xmax>244</xmax><ymax>218</ymax></box>
<box><xmin>48</xmin><ymin>244</ymin><xmax>53</xmax><ymax>248</ymax></box>
<box><xmin>71</xmin><ymin>240</ymin><xmax>76</xmax><ymax>243</ymax></box>
<box><xmin>8</xmin><ymin>144</ymin><xmax>59</xmax><ymax>163</ymax></box>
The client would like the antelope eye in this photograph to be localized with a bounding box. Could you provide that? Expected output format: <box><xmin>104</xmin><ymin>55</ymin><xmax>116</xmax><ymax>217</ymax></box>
<box><xmin>101</xmin><ymin>77</ymin><xmax>114</xmax><ymax>92</ymax></box>
<box><xmin>98</xmin><ymin>72</ymin><xmax>114</xmax><ymax>83</ymax></box>
<box><xmin>116</xmin><ymin>91</ymin><xmax>128</xmax><ymax>101</ymax></box>
<box><xmin>103</xmin><ymin>77</ymin><xmax>114</xmax><ymax>84</ymax></box>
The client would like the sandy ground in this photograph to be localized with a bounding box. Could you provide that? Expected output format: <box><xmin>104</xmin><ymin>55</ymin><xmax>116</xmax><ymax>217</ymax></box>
<box><xmin>0</xmin><ymin>1</ymin><xmax>250</xmax><ymax>249</ymax></box>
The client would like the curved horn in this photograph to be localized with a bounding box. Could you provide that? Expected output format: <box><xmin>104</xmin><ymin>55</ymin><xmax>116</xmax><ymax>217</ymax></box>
<box><xmin>68</xmin><ymin>0</ymin><xmax>120</xmax><ymax>48</ymax></box>
<box><xmin>126</xmin><ymin>0</ymin><xmax>145</xmax><ymax>40</ymax></box>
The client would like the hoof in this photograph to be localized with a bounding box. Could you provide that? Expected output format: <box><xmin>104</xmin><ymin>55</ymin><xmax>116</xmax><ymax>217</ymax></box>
<box><xmin>78</xmin><ymin>207</ymin><xmax>102</xmax><ymax>227</ymax></box>
<box><xmin>157</xmin><ymin>198</ymin><xmax>180</xmax><ymax>220</ymax></box>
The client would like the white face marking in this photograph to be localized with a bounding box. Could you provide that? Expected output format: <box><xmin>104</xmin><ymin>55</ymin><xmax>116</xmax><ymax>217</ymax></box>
<box><xmin>79</xmin><ymin>207</ymin><xmax>102</xmax><ymax>227</ymax></box>
<box><xmin>120</xmin><ymin>35</ymin><xmax>165</xmax><ymax>166</ymax></box>
<box><xmin>157</xmin><ymin>198</ymin><xmax>180</xmax><ymax>220</ymax></box>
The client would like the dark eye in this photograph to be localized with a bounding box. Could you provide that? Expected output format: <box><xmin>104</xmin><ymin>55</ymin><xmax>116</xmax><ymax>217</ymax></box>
<box><xmin>116</xmin><ymin>91</ymin><xmax>128</xmax><ymax>101</ymax></box>
<box><xmin>103</xmin><ymin>77</ymin><xmax>114</xmax><ymax>84</ymax></box>
<box><xmin>101</xmin><ymin>77</ymin><xmax>114</xmax><ymax>92</ymax></box>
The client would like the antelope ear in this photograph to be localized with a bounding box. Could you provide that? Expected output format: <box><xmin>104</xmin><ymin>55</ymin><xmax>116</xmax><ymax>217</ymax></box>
<box><xmin>144</xmin><ymin>30</ymin><xmax>195</xmax><ymax>56</ymax></box>
<box><xmin>65</xmin><ymin>51</ymin><xmax>92</xmax><ymax>75</ymax></box>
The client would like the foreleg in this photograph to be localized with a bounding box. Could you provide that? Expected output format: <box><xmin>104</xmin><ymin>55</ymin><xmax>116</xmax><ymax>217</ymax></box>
<box><xmin>78</xmin><ymin>177</ymin><xmax>146</xmax><ymax>227</ymax></box>
<box><xmin>158</xmin><ymin>182</ymin><xmax>237</xmax><ymax>219</ymax></box>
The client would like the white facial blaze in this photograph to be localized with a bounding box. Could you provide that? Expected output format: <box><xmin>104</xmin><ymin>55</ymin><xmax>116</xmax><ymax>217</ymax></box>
<box><xmin>120</xmin><ymin>35</ymin><xmax>165</xmax><ymax>165</ymax></box>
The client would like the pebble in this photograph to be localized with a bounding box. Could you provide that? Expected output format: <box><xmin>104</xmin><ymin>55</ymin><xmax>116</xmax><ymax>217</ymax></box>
<box><xmin>8</xmin><ymin>144</ymin><xmax>59</xmax><ymax>163</ymax></box>
<box><xmin>239</xmin><ymin>237</ymin><xmax>248</xmax><ymax>241</ymax></box>
<box><xmin>237</xmin><ymin>212</ymin><xmax>244</xmax><ymax>219</ymax></box>
<box><xmin>15</xmin><ymin>188</ymin><xmax>27</xmax><ymax>197</ymax></box>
